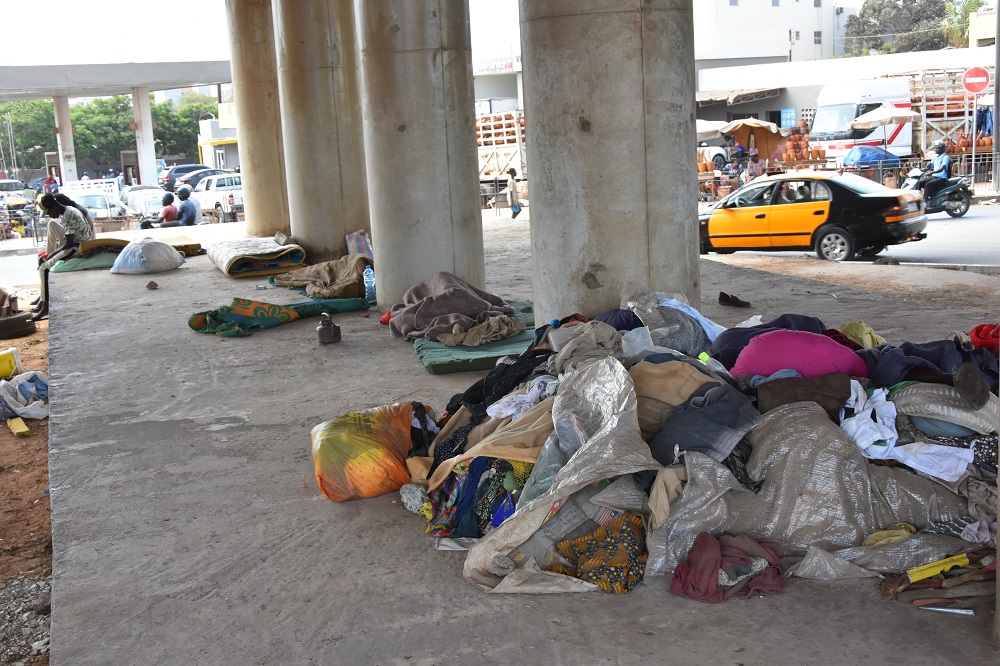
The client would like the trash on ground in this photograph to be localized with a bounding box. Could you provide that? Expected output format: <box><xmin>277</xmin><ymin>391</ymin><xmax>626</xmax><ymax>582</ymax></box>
<box><xmin>305</xmin><ymin>281</ymin><xmax>998</xmax><ymax>600</ymax></box>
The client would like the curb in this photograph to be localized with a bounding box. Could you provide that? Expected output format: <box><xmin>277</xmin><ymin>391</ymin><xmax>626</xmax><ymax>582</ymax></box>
<box><xmin>0</xmin><ymin>247</ymin><xmax>41</xmax><ymax>259</ymax></box>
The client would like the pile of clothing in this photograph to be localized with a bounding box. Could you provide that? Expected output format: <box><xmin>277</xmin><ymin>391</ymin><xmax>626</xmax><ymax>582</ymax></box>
<box><xmin>312</xmin><ymin>284</ymin><xmax>999</xmax><ymax>600</ymax></box>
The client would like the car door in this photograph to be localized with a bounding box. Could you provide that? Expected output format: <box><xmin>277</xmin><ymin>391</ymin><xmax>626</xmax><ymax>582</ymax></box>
<box><xmin>707</xmin><ymin>181</ymin><xmax>776</xmax><ymax>248</ymax></box>
<box><xmin>766</xmin><ymin>179</ymin><xmax>832</xmax><ymax>247</ymax></box>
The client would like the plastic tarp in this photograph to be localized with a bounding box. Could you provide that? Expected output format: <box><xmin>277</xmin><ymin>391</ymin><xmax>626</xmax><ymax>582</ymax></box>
<box><xmin>463</xmin><ymin>357</ymin><xmax>661</xmax><ymax>593</ymax></box>
<box><xmin>648</xmin><ymin>401</ymin><xmax>969</xmax><ymax>577</ymax></box>
<box><xmin>841</xmin><ymin>145</ymin><xmax>901</xmax><ymax>169</ymax></box>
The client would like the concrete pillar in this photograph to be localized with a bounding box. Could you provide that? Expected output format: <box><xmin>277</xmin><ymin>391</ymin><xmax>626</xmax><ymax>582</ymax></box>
<box><xmin>520</xmin><ymin>0</ymin><xmax>700</xmax><ymax>322</ymax></box>
<box><xmin>358</xmin><ymin>0</ymin><xmax>484</xmax><ymax>307</ymax></box>
<box><xmin>52</xmin><ymin>96</ymin><xmax>78</xmax><ymax>183</ymax></box>
<box><xmin>131</xmin><ymin>87</ymin><xmax>158</xmax><ymax>187</ymax></box>
<box><xmin>224</xmin><ymin>0</ymin><xmax>290</xmax><ymax>236</ymax></box>
<box><xmin>275</xmin><ymin>0</ymin><xmax>369</xmax><ymax>262</ymax></box>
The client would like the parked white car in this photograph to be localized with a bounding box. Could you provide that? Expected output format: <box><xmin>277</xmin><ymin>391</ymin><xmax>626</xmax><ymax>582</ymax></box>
<box><xmin>61</xmin><ymin>191</ymin><xmax>119</xmax><ymax>219</ymax></box>
<box><xmin>192</xmin><ymin>173</ymin><xmax>243</xmax><ymax>223</ymax></box>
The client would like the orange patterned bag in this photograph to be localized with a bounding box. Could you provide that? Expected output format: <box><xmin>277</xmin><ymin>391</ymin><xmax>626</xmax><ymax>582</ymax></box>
<box><xmin>311</xmin><ymin>402</ymin><xmax>417</xmax><ymax>502</ymax></box>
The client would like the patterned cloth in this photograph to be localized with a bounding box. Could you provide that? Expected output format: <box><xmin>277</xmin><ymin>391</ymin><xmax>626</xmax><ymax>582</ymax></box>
<box><xmin>189</xmin><ymin>297</ymin><xmax>367</xmax><ymax>337</ymax></box>
<box><xmin>546</xmin><ymin>513</ymin><xmax>648</xmax><ymax>594</ymax></box>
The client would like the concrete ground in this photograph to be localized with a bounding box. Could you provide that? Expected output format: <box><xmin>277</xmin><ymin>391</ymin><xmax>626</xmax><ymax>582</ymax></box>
<box><xmin>46</xmin><ymin>214</ymin><xmax>998</xmax><ymax>665</ymax></box>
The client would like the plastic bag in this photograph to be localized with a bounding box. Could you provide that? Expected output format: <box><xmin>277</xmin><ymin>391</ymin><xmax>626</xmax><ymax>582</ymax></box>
<box><xmin>311</xmin><ymin>402</ymin><xmax>417</xmax><ymax>502</ymax></box>
<box><xmin>110</xmin><ymin>237</ymin><xmax>185</xmax><ymax>274</ymax></box>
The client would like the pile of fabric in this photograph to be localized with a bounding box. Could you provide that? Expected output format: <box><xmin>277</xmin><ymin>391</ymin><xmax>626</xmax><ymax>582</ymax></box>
<box><xmin>311</xmin><ymin>284</ymin><xmax>999</xmax><ymax>601</ymax></box>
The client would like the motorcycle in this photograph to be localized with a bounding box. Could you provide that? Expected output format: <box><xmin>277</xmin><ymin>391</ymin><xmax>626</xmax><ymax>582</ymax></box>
<box><xmin>900</xmin><ymin>165</ymin><xmax>973</xmax><ymax>218</ymax></box>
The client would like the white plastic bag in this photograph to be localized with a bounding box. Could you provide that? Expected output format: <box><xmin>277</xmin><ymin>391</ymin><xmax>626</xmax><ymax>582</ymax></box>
<box><xmin>111</xmin><ymin>237</ymin><xmax>185</xmax><ymax>274</ymax></box>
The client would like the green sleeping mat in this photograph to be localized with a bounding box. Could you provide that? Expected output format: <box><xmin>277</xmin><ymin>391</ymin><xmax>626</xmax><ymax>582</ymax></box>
<box><xmin>412</xmin><ymin>301</ymin><xmax>536</xmax><ymax>374</ymax></box>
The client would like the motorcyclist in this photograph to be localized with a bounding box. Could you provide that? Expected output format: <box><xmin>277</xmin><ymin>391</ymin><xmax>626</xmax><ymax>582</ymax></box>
<box><xmin>140</xmin><ymin>193</ymin><xmax>178</xmax><ymax>229</ymax></box>
<box><xmin>919</xmin><ymin>139</ymin><xmax>951</xmax><ymax>204</ymax></box>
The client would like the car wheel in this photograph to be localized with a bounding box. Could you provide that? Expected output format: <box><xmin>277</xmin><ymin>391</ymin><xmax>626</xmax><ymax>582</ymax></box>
<box><xmin>713</xmin><ymin>154</ymin><xmax>726</xmax><ymax>171</ymax></box>
<box><xmin>714</xmin><ymin>248</ymin><xmax>736</xmax><ymax>255</ymax></box>
<box><xmin>945</xmin><ymin>191</ymin><xmax>971</xmax><ymax>218</ymax></box>
<box><xmin>215</xmin><ymin>204</ymin><xmax>226</xmax><ymax>223</ymax></box>
<box><xmin>859</xmin><ymin>245</ymin><xmax>885</xmax><ymax>258</ymax></box>
<box><xmin>815</xmin><ymin>226</ymin><xmax>855</xmax><ymax>261</ymax></box>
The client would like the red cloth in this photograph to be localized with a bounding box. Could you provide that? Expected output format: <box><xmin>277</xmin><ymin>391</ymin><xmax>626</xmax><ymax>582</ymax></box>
<box><xmin>379</xmin><ymin>310</ymin><xmax>392</xmax><ymax>325</ymax></box>
<box><xmin>823</xmin><ymin>328</ymin><xmax>863</xmax><ymax>352</ymax></box>
<box><xmin>969</xmin><ymin>323</ymin><xmax>999</xmax><ymax>355</ymax></box>
<box><xmin>670</xmin><ymin>531</ymin><xmax>783</xmax><ymax>603</ymax></box>
<box><xmin>161</xmin><ymin>205</ymin><xmax>178</xmax><ymax>222</ymax></box>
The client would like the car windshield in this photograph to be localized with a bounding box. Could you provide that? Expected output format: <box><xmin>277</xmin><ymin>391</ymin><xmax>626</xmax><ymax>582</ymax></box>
<box><xmin>76</xmin><ymin>195</ymin><xmax>109</xmax><ymax>208</ymax></box>
<box><xmin>811</xmin><ymin>104</ymin><xmax>857</xmax><ymax>134</ymax></box>
<box><xmin>0</xmin><ymin>181</ymin><xmax>26</xmax><ymax>192</ymax></box>
<box><xmin>830</xmin><ymin>172</ymin><xmax>889</xmax><ymax>194</ymax></box>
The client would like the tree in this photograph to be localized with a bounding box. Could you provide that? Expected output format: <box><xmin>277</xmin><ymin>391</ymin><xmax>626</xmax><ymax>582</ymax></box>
<box><xmin>845</xmin><ymin>0</ymin><xmax>948</xmax><ymax>55</ymax></box>
<box><xmin>942</xmin><ymin>0</ymin><xmax>986</xmax><ymax>47</ymax></box>
<box><xmin>152</xmin><ymin>93</ymin><xmax>218</xmax><ymax>158</ymax></box>
<box><xmin>70</xmin><ymin>96</ymin><xmax>136</xmax><ymax>167</ymax></box>
<box><xmin>0</xmin><ymin>100</ymin><xmax>58</xmax><ymax>169</ymax></box>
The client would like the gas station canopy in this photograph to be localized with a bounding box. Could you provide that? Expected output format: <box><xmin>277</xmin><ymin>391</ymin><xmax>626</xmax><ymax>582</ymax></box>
<box><xmin>0</xmin><ymin>61</ymin><xmax>231</xmax><ymax>101</ymax></box>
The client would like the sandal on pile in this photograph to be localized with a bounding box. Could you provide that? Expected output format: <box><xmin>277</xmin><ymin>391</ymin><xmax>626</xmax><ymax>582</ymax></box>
<box><xmin>718</xmin><ymin>291</ymin><xmax>752</xmax><ymax>308</ymax></box>
<box><xmin>952</xmin><ymin>362</ymin><xmax>991</xmax><ymax>410</ymax></box>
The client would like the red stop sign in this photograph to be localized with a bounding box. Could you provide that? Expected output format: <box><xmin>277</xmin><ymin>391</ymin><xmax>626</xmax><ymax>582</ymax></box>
<box><xmin>963</xmin><ymin>67</ymin><xmax>990</xmax><ymax>94</ymax></box>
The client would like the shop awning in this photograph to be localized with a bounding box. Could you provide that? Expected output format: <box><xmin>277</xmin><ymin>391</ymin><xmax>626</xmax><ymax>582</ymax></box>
<box><xmin>696</xmin><ymin>87</ymin><xmax>784</xmax><ymax>107</ymax></box>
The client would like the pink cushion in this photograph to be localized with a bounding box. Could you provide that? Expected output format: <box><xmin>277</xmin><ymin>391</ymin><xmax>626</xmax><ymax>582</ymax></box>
<box><xmin>731</xmin><ymin>329</ymin><xmax>869</xmax><ymax>379</ymax></box>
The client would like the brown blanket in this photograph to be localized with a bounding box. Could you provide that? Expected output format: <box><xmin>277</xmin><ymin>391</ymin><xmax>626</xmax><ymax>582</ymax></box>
<box><xmin>389</xmin><ymin>271</ymin><xmax>514</xmax><ymax>341</ymax></box>
<box><xmin>273</xmin><ymin>253</ymin><xmax>372</xmax><ymax>299</ymax></box>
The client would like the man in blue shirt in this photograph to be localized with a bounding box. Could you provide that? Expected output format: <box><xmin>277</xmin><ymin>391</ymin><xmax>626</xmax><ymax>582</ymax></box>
<box><xmin>921</xmin><ymin>140</ymin><xmax>951</xmax><ymax>203</ymax></box>
<box><xmin>174</xmin><ymin>187</ymin><xmax>197</xmax><ymax>226</ymax></box>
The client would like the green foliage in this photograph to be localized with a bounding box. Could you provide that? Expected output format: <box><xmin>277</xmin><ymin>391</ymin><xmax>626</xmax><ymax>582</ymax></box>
<box><xmin>942</xmin><ymin>0</ymin><xmax>986</xmax><ymax>47</ymax></box>
<box><xmin>845</xmin><ymin>0</ymin><xmax>948</xmax><ymax>55</ymax></box>
<box><xmin>0</xmin><ymin>100</ymin><xmax>58</xmax><ymax>169</ymax></box>
<box><xmin>0</xmin><ymin>91</ymin><xmax>218</xmax><ymax>170</ymax></box>
<box><xmin>70</xmin><ymin>96</ymin><xmax>136</xmax><ymax>166</ymax></box>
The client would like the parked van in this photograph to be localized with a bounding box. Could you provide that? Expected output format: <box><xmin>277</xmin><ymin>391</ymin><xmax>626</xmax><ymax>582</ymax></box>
<box><xmin>810</xmin><ymin>78</ymin><xmax>913</xmax><ymax>162</ymax></box>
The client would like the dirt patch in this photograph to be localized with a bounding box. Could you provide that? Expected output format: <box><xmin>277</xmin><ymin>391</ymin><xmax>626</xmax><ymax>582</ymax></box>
<box><xmin>0</xmin><ymin>320</ymin><xmax>50</xmax><ymax>581</ymax></box>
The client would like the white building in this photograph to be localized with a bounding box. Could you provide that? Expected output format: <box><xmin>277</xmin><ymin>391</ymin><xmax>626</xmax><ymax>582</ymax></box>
<box><xmin>469</xmin><ymin>0</ymin><xmax>861</xmax><ymax>114</ymax></box>
<box><xmin>695</xmin><ymin>0</ymin><xmax>860</xmax><ymax>70</ymax></box>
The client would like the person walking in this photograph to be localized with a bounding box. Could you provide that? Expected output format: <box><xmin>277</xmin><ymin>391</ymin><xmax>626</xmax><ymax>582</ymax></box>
<box><xmin>506</xmin><ymin>167</ymin><xmax>522</xmax><ymax>219</ymax></box>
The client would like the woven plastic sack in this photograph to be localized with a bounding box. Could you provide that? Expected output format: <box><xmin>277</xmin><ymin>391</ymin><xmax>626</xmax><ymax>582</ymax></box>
<box><xmin>110</xmin><ymin>237</ymin><xmax>185</xmax><ymax>274</ymax></box>
<box><xmin>311</xmin><ymin>402</ymin><xmax>416</xmax><ymax>502</ymax></box>
<box><xmin>647</xmin><ymin>401</ymin><xmax>969</xmax><ymax>577</ymax></box>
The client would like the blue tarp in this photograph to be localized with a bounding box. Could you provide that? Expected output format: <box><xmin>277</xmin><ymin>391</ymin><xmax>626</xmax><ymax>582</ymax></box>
<box><xmin>842</xmin><ymin>146</ymin><xmax>901</xmax><ymax>169</ymax></box>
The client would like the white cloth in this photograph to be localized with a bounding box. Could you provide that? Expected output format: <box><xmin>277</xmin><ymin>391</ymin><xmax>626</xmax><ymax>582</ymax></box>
<box><xmin>840</xmin><ymin>380</ymin><xmax>972</xmax><ymax>482</ymax></box>
<box><xmin>840</xmin><ymin>380</ymin><xmax>898</xmax><ymax>454</ymax></box>
<box><xmin>487</xmin><ymin>376</ymin><xmax>559</xmax><ymax>422</ymax></box>
<box><xmin>890</xmin><ymin>443</ymin><xmax>974</xmax><ymax>483</ymax></box>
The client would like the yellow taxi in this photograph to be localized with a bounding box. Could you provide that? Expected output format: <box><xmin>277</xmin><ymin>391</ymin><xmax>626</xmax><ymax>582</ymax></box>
<box><xmin>699</xmin><ymin>170</ymin><xmax>927</xmax><ymax>261</ymax></box>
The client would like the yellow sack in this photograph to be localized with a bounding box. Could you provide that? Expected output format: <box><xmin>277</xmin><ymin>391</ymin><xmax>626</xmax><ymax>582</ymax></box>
<box><xmin>311</xmin><ymin>402</ymin><xmax>418</xmax><ymax>502</ymax></box>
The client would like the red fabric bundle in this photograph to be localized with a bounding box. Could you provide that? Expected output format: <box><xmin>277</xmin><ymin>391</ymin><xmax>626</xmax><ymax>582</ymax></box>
<box><xmin>670</xmin><ymin>531</ymin><xmax>784</xmax><ymax>603</ymax></box>
<box><xmin>969</xmin><ymin>323</ymin><xmax>999</xmax><ymax>355</ymax></box>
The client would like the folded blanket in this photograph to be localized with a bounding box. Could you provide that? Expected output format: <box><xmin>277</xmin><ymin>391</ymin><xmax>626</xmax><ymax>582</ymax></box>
<box><xmin>389</xmin><ymin>271</ymin><xmax>514</xmax><ymax>341</ymax></box>
<box><xmin>207</xmin><ymin>237</ymin><xmax>307</xmax><ymax>278</ymax></box>
<box><xmin>189</xmin><ymin>297</ymin><xmax>368</xmax><ymax>337</ymax></box>
<box><xmin>273</xmin><ymin>253</ymin><xmax>372</xmax><ymax>299</ymax></box>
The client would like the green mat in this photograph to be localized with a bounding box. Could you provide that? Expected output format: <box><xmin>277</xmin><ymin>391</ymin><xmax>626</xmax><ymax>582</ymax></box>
<box><xmin>412</xmin><ymin>301</ymin><xmax>535</xmax><ymax>374</ymax></box>
<box><xmin>51</xmin><ymin>253</ymin><xmax>119</xmax><ymax>272</ymax></box>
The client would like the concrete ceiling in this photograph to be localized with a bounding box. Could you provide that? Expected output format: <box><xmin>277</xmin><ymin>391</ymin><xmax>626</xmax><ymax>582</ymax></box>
<box><xmin>0</xmin><ymin>61</ymin><xmax>231</xmax><ymax>101</ymax></box>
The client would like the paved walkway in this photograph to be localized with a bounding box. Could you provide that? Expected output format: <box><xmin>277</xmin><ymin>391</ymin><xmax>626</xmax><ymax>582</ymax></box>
<box><xmin>45</xmin><ymin>215</ymin><xmax>998</xmax><ymax>664</ymax></box>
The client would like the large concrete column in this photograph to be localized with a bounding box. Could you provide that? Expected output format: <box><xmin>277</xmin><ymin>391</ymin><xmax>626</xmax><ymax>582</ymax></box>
<box><xmin>224</xmin><ymin>0</ymin><xmax>290</xmax><ymax>236</ymax></box>
<box><xmin>52</xmin><ymin>96</ymin><xmax>78</xmax><ymax>183</ymax></box>
<box><xmin>275</xmin><ymin>0</ymin><xmax>369</xmax><ymax>262</ymax></box>
<box><xmin>358</xmin><ymin>0</ymin><xmax>484</xmax><ymax>307</ymax></box>
<box><xmin>520</xmin><ymin>0</ymin><xmax>700</xmax><ymax>322</ymax></box>
<box><xmin>131</xmin><ymin>87</ymin><xmax>158</xmax><ymax>187</ymax></box>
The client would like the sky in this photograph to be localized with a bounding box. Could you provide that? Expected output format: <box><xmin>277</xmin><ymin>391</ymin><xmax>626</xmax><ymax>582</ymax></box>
<box><xmin>1</xmin><ymin>0</ymin><xmax>520</xmax><ymax>67</ymax></box>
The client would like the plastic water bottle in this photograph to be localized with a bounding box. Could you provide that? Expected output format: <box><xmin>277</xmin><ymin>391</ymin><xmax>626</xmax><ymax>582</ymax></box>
<box><xmin>363</xmin><ymin>266</ymin><xmax>376</xmax><ymax>302</ymax></box>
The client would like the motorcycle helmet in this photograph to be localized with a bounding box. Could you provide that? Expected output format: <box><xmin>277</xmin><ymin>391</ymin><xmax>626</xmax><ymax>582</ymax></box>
<box><xmin>175</xmin><ymin>187</ymin><xmax>190</xmax><ymax>200</ymax></box>
<box><xmin>931</xmin><ymin>139</ymin><xmax>946</xmax><ymax>155</ymax></box>
<box><xmin>161</xmin><ymin>192</ymin><xmax>175</xmax><ymax>206</ymax></box>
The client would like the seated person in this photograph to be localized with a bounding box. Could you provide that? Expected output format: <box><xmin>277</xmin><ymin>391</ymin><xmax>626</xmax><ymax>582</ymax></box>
<box><xmin>33</xmin><ymin>194</ymin><xmax>96</xmax><ymax>320</ymax></box>
<box><xmin>174</xmin><ymin>187</ymin><xmax>197</xmax><ymax>226</ymax></box>
<box><xmin>141</xmin><ymin>193</ymin><xmax>178</xmax><ymax>229</ymax></box>
<box><xmin>176</xmin><ymin>185</ymin><xmax>203</xmax><ymax>225</ymax></box>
